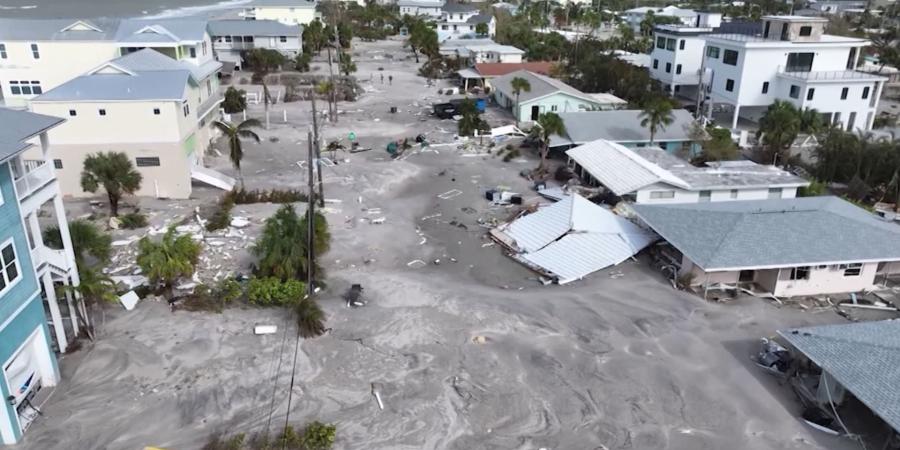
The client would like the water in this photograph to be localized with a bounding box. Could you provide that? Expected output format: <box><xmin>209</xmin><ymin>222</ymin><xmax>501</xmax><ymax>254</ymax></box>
<box><xmin>0</xmin><ymin>0</ymin><xmax>251</xmax><ymax>19</ymax></box>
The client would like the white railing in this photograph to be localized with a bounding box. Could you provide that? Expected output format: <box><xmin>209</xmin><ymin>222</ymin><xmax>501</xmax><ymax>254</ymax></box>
<box><xmin>777</xmin><ymin>66</ymin><xmax>885</xmax><ymax>81</ymax></box>
<box><xmin>15</xmin><ymin>160</ymin><xmax>54</xmax><ymax>200</ymax></box>
<box><xmin>32</xmin><ymin>245</ymin><xmax>71</xmax><ymax>275</ymax></box>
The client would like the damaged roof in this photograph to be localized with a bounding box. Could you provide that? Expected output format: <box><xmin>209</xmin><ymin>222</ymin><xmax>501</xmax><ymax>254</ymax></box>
<box><xmin>494</xmin><ymin>194</ymin><xmax>656</xmax><ymax>284</ymax></box>
<box><xmin>551</xmin><ymin>109</ymin><xmax>697</xmax><ymax>147</ymax></box>
<box><xmin>778</xmin><ymin>320</ymin><xmax>900</xmax><ymax>433</ymax></box>
<box><xmin>633</xmin><ymin>196</ymin><xmax>900</xmax><ymax>271</ymax></box>
<box><xmin>565</xmin><ymin>140</ymin><xmax>690</xmax><ymax>196</ymax></box>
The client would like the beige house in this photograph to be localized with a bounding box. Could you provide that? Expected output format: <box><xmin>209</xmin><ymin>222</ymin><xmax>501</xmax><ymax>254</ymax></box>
<box><xmin>634</xmin><ymin>196</ymin><xmax>900</xmax><ymax>298</ymax></box>
<box><xmin>243</xmin><ymin>0</ymin><xmax>319</xmax><ymax>25</ymax></box>
<box><xmin>29</xmin><ymin>49</ymin><xmax>227</xmax><ymax>199</ymax></box>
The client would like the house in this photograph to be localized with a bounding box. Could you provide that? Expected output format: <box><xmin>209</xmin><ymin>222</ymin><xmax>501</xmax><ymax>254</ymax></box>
<box><xmin>565</xmin><ymin>139</ymin><xmax>807</xmax><ymax>203</ymax></box>
<box><xmin>622</xmin><ymin>5</ymin><xmax>697</xmax><ymax>32</ymax></box>
<box><xmin>490</xmin><ymin>194</ymin><xmax>655</xmax><ymax>284</ymax></box>
<box><xmin>29</xmin><ymin>49</ymin><xmax>229</xmax><ymax>200</ymax></box>
<box><xmin>551</xmin><ymin>109</ymin><xmax>700</xmax><ymax>153</ymax></box>
<box><xmin>776</xmin><ymin>320</ymin><xmax>900</xmax><ymax>442</ymax></box>
<box><xmin>242</xmin><ymin>0</ymin><xmax>318</xmax><ymax>25</ymax></box>
<box><xmin>491</xmin><ymin>70</ymin><xmax>614</xmax><ymax>123</ymax></box>
<box><xmin>208</xmin><ymin>19</ymin><xmax>302</xmax><ymax>71</ymax></box>
<box><xmin>702</xmin><ymin>16</ymin><xmax>887</xmax><ymax>131</ymax></box>
<box><xmin>456</xmin><ymin>43</ymin><xmax>524</xmax><ymax>64</ymax></box>
<box><xmin>633</xmin><ymin>196</ymin><xmax>900</xmax><ymax>297</ymax></box>
<box><xmin>436</xmin><ymin>2</ymin><xmax>495</xmax><ymax>41</ymax></box>
<box><xmin>398</xmin><ymin>0</ymin><xmax>445</xmax><ymax>18</ymax></box>
<box><xmin>456</xmin><ymin>61</ymin><xmax>554</xmax><ymax>91</ymax></box>
<box><xmin>0</xmin><ymin>18</ymin><xmax>217</xmax><ymax>108</ymax></box>
<box><xmin>0</xmin><ymin>108</ymin><xmax>81</xmax><ymax>444</ymax></box>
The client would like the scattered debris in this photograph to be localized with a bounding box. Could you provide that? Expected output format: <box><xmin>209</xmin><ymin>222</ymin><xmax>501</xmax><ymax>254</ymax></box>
<box><xmin>472</xmin><ymin>335</ymin><xmax>487</xmax><ymax>344</ymax></box>
<box><xmin>230</xmin><ymin>217</ymin><xmax>250</xmax><ymax>228</ymax></box>
<box><xmin>371</xmin><ymin>383</ymin><xmax>384</xmax><ymax>410</ymax></box>
<box><xmin>118</xmin><ymin>291</ymin><xmax>140</xmax><ymax>311</ymax></box>
<box><xmin>407</xmin><ymin>259</ymin><xmax>426</xmax><ymax>268</ymax></box>
<box><xmin>438</xmin><ymin>189</ymin><xmax>462</xmax><ymax>200</ymax></box>
<box><xmin>254</xmin><ymin>325</ymin><xmax>278</xmax><ymax>335</ymax></box>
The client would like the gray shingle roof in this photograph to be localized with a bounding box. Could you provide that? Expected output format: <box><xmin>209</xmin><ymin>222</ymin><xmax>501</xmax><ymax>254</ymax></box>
<box><xmin>115</xmin><ymin>19</ymin><xmax>208</xmax><ymax>43</ymax></box>
<box><xmin>115</xmin><ymin>48</ymin><xmax>221</xmax><ymax>82</ymax></box>
<box><xmin>633</xmin><ymin>197</ymin><xmax>900</xmax><ymax>271</ymax></box>
<box><xmin>208</xmin><ymin>19</ymin><xmax>302</xmax><ymax>37</ymax></box>
<box><xmin>492</xmin><ymin>70</ymin><xmax>598</xmax><ymax>105</ymax></box>
<box><xmin>552</xmin><ymin>109</ymin><xmax>697</xmax><ymax>147</ymax></box>
<box><xmin>778</xmin><ymin>320</ymin><xmax>900</xmax><ymax>433</ymax></box>
<box><xmin>0</xmin><ymin>108</ymin><xmax>64</xmax><ymax>162</ymax></box>
<box><xmin>467</xmin><ymin>13</ymin><xmax>494</xmax><ymax>24</ymax></box>
<box><xmin>443</xmin><ymin>2</ymin><xmax>480</xmax><ymax>12</ymax></box>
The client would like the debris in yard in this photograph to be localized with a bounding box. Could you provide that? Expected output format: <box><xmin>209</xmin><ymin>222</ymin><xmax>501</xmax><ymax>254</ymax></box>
<box><xmin>437</xmin><ymin>189</ymin><xmax>462</xmax><ymax>200</ymax></box>
<box><xmin>472</xmin><ymin>335</ymin><xmax>487</xmax><ymax>344</ymax></box>
<box><xmin>370</xmin><ymin>217</ymin><xmax>386</xmax><ymax>224</ymax></box>
<box><xmin>421</xmin><ymin>213</ymin><xmax>442</xmax><ymax>221</ymax></box>
<box><xmin>345</xmin><ymin>284</ymin><xmax>366</xmax><ymax>307</ymax></box>
<box><xmin>254</xmin><ymin>325</ymin><xmax>278</xmax><ymax>335</ymax></box>
<box><xmin>371</xmin><ymin>383</ymin><xmax>384</xmax><ymax>410</ymax></box>
<box><xmin>230</xmin><ymin>217</ymin><xmax>250</xmax><ymax>228</ymax></box>
<box><xmin>407</xmin><ymin>259</ymin><xmax>426</xmax><ymax>268</ymax></box>
<box><xmin>119</xmin><ymin>291</ymin><xmax>140</xmax><ymax>311</ymax></box>
<box><xmin>481</xmin><ymin>242</ymin><xmax>495</xmax><ymax>248</ymax></box>
<box><xmin>108</xmin><ymin>216</ymin><xmax>121</xmax><ymax>230</ymax></box>
<box><xmin>111</xmin><ymin>275</ymin><xmax>148</xmax><ymax>290</ymax></box>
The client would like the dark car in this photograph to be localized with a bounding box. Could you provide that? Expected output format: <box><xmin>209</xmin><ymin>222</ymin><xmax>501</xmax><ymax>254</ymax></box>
<box><xmin>433</xmin><ymin>102</ymin><xmax>459</xmax><ymax>119</ymax></box>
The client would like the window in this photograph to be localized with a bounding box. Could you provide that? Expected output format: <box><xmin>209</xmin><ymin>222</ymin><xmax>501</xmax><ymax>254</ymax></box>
<box><xmin>9</xmin><ymin>80</ymin><xmax>42</xmax><ymax>95</ymax></box>
<box><xmin>53</xmin><ymin>159</ymin><xmax>63</xmax><ymax>169</ymax></box>
<box><xmin>666</xmin><ymin>38</ymin><xmax>675</xmax><ymax>51</ymax></box>
<box><xmin>761</xmin><ymin>82</ymin><xmax>769</xmax><ymax>94</ymax></box>
<box><xmin>763</xmin><ymin>21</ymin><xmax>771</xmax><ymax>38</ymax></box>
<box><xmin>656</xmin><ymin>37</ymin><xmax>665</xmax><ymax>49</ymax></box>
<box><xmin>833</xmin><ymin>112</ymin><xmax>841</xmax><ymax>124</ymax></box>
<box><xmin>135</xmin><ymin>157</ymin><xmax>161</xmax><ymax>167</ymax></box>
<box><xmin>706</xmin><ymin>46</ymin><xmax>720</xmax><ymax>58</ymax></box>
<box><xmin>847</xmin><ymin>112</ymin><xmax>856</xmax><ymax>131</ymax></box>
<box><xmin>841</xmin><ymin>87</ymin><xmax>848</xmax><ymax>100</ymax></box>
<box><xmin>68</xmin><ymin>109</ymin><xmax>77</xmax><ymax>116</ymax></box>
<box><xmin>842</xmin><ymin>263</ymin><xmax>862</xmax><ymax>277</ymax></box>
<box><xmin>225</xmin><ymin>36</ymin><xmax>232</xmax><ymax>43</ymax></box>
<box><xmin>202</xmin><ymin>41</ymin><xmax>207</xmax><ymax>56</ymax></box>
<box><xmin>846</xmin><ymin>47</ymin><xmax>857</xmax><ymax>69</ymax></box>
<box><xmin>768</xmin><ymin>187</ymin><xmax>782</xmax><ymax>199</ymax></box>
<box><xmin>442</xmin><ymin>25</ymin><xmax>448</xmax><ymax>30</ymax></box>
<box><xmin>699</xmin><ymin>190</ymin><xmax>711</xmax><ymax>202</ymax></box>
<box><xmin>665</xmin><ymin>62</ymin><xmax>671</xmax><ymax>73</ymax></box>
<box><xmin>679</xmin><ymin>39</ymin><xmax>685</xmax><ymax>50</ymax></box>
<box><xmin>729</xmin><ymin>189</ymin><xmax>738</xmax><ymax>199</ymax></box>
<box><xmin>862</xmin><ymin>86</ymin><xmax>870</xmax><ymax>99</ymax></box>
<box><xmin>153</xmin><ymin>108</ymin><xmax>160</xmax><ymax>115</ymax></box>
<box><xmin>789</xmin><ymin>85</ymin><xmax>800</xmax><ymax>99</ymax></box>
<box><xmin>99</xmin><ymin>108</ymin><xmax>106</xmax><ymax>116</ymax></box>
<box><xmin>206</xmin><ymin>80</ymin><xmax>212</xmax><ymax>96</ymax></box>
<box><xmin>725</xmin><ymin>79</ymin><xmax>734</xmax><ymax>92</ymax></box>
<box><xmin>786</xmin><ymin>52</ymin><xmax>814</xmax><ymax>72</ymax></box>
<box><xmin>30</xmin><ymin>43</ymin><xmax>39</xmax><ymax>59</ymax></box>
<box><xmin>723</xmin><ymin>49</ymin><xmax>738</xmax><ymax>65</ymax></box>
<box><xmin>652</xmin><ymin>59</ymin><xmax>659</xmax><ymax>69</ymax></box>
<box><xmin>0</xmin><ymin>43</ymin><xmax>6</xmax><ymax>59</ymax></box>
<box><xmin>190</xmin><ymin>47</ymin><xmax>197</xmax><ymax>58</ymax></box>
<box><xmin>279</xmin><ymin>36</ymin><xmax>287</xmax><ymax>43</ymax></box>
<box><xmin>551</xmin><ymin>105</ymin><xmax>557</xmax><ymax>112</ymax></box>
<box><xmin>182</xmin><ymin>101</ymin><xmax>190</xmax><ymax>116</ymax></box>
<box><xmin>649</xmin><ymin>191</ymin><xmax>675</xmax><ymax>199</ymax></box>
<box><xmin>806</xmin><ymin>88</ymin><xmax>815</xmax><ymax>100</ymax></box>
<box><xmin>789</xmin><ymin>266</ymin><xmax>810</xmax><ymax>280</ymax></box>
<box><xmin>799</xmin><ymin>26</ymin><xmax>812</xmax><ymax>37</ymax></box>
<box><xmin>780</xmin><ymin>23</ymin><xmax>789</xmax><ymax>41</ymax></box>
<box><xmin>676</xmin><ymin>64</ymin><xmax>682</xmax><ymax>75</ymax></box>
<box><xmin>0</xmin><ymin>240</ymin><xmax>21</xmax><ymax>293</ymax></box>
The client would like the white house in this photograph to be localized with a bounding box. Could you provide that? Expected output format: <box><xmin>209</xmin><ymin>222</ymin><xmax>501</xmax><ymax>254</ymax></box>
<box><xmin>441</xmin><ymin>40</ymin><xmax>524</xmax><ymax>64</ymax></box>
<box><xmin>702</xmin><ymin>15</ymin><xmax>887</xmax><ymax>131</ymax></box>
<box><xmin>398</xmin><ymin>0</ymin><xmax>445</xmax><ymax>18</ymax></box>
<box><xmin>243</xmin><ymin>0</ymin><xmax>318</xmax><ymax>25</ymax></box>
<box><xmin>436</xmin><ymin>3</ymin><xmax>495</xmax><ymax>41</ymax></box>
<box><xmin>208</xmin><ymin>20</ymin><xmax>302</xmax><ymax>71</ymax></box>
<box><xmin>29</xmin><ymin>49</ymin><xmax>228</xmax><ymax>200</ymax></box>
<box><xmin>565</xmin><ymin>139</ymin><xmax>808</xmax><ymax>204</ymax></box>
<box><xmin>622</xmin><ymin>5</ymin><xmax>697</xmax><ymax>32</ymax></box>
<box><xmin>0</xmin><ymin>18</ymin><xmax>218</xmax><ymax>108</ymax></box>
<box><xmin>634</xmin><ymin>196</ymin><xmax>900</xmax><ymax>297</ymax></box>
<box><xmin>551</xmin><ymin>109</ymin><xmax>701</xmax><ymax>154</ymax></box>
<box><xmin>491</xmin><ymin>70</ymin><xmax>616</xmax><ymax>122</ymax></box>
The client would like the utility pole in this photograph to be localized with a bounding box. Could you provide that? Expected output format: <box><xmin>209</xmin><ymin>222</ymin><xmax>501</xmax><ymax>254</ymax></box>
<box><xmin>309</xmin><ymin>88</ymin><xmax>325</xmax><ymax>208</ymax></box>
<box><xmin>330</xmin><ymin>18</ymin><xmax>340</xmax><ymax>124</ymax></box>
<box><xmin>306</xmin><ymin>129</ymin><xmax>315</xmax><ymax>295</ymax></box>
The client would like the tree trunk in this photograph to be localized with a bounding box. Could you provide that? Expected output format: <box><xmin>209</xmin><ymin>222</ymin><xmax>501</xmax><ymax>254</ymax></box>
<box><xmin>238</xmin><ymin>169</ymin><xmax>245</xmax><ymax>191</ymax></box>
<box><xmin>108</xmin><ymin>191</ymin><xmax>119</xmax><ymax>217</ymax></box>
<box><xmin>515</xmin><ymin>94</ymin><xmax>520</xmax><ymax>128</ymax></box>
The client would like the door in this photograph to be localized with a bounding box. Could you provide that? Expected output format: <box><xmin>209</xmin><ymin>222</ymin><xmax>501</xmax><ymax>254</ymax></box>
<box><xmin>530</xmin><ymin>105</ymin><xmax>539</xmax><ymax>121</ymax></box>
<box><xmin>739</xmin><ymin>270</ymin><xmax>754</xmax><ymax>283</ymax></box>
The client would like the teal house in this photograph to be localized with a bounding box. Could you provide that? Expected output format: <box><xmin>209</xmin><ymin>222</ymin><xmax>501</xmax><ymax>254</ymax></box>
<box><xmin>491</xmin><ymin>70</ymin><xmax>627</xmax><ymax>123</ymax></box>
<box><xmin>0</xmin><ymin>108</ymin><xmax>72</xmax><ymax>445</ymax></box>
<box><xmin>550</xmin><ymin>109</ymin><xmax>705</xmax><ymax>156</ymax></box>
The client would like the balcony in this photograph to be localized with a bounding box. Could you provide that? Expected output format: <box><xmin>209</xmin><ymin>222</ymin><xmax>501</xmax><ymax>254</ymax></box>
<box><xmin>14</xmin><ymin>159</ymin><xmax>54</xmax><ymax>201</ymax></box>
<box><xmin>31</xmin><ymin>245</ymin><xmax>71</xmax><ymax>277</ymax></box>
<box><xmin>777</xmin><ymin>66</ymin><xmax>888</xmax><ymax>82</ymax></box>
<box><xmin>214</xmin><ymin>41</ymin><xmax>256</xmax><ymax>51</ymax></box>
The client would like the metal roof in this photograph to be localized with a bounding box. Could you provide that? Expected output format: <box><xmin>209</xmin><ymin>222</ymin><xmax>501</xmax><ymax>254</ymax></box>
<box><xmin>208</xmin><ymin>19</ymin><xmax>302</xmax><ymax>37</ymax></box>
<box><xmin>778</xmin><ymin>320</ymin><xmax>900</xmax><ymax>433</ymax></box>
<box><xmin>552</xmin><ymin>109</ymin><xmax>697</xmax><ymax>147</ymax></box>
<box><xmin>566</xmin><ymin>140</ymin><xmax>689</xmax><ymax>196</ymax></box>
<box><xmin>114</xmin><ymin>48</ymin><xmax>221</xmax><ymax>82</ymax></box>
<box><xmin>496</xmin><ymin>194</ymin><xmax>655</xmax><ymax>284</ymax></box>
<box><xmin>115</xmin><ymin>19</ymin><xmax>208</xmax><ymax>44</ymax></box>
<box><xmin>0</xmin><ymin>18</ymin><xmax>208</xmax><ymax>43</ymax></box>
<box><xmin>473</xmin><ymin>62</ymin><xmax>554</xmax><ymax>77</ymax></box>
<box><xmin>492</xmin><ymin>70</ymin><xmax>600</xmax><ymax>106</ymax></box>
<box><xmin>249</xmin><ymin>0</ymin><xmax>318</xmax><ymax>7</ymax></box>
<box><xmin>442</xmin><ymin>2</ymin><xmax>480</xmax><ymax>13</ymax></box>
<box><xmin>0</xmin><ymin>108</ymin><xmax>64</xmax><ymax>162</ymax></box>
<box><xmin>633</xmin><ymin>196</ymin><xmax>900</xmax><ymax>271</ymax></box>
<box><xmin>466</xmin><ymin>13</ymin><xmax>494</xmax><ymax>24</ymax></box>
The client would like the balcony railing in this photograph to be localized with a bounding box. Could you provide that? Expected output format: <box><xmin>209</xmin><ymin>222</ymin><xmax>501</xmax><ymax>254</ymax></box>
<box><xmin>31</xmin><ymin>245</ymin><xmax>71</xmax><ymax>276</ymax></box>
<box><xmin>777</xmin><ymin>66</ymin><xmax>887</xmax><ymax>81</ymax></box>
<box><xmin>214</xmin><ymin>41</ymin><xmax>256</xmax><ymax>51</ymax></box>
<box><xmin>14</xmin><ymin>159</ymin><xmax>54</xmax><ymax>200</ymax></box>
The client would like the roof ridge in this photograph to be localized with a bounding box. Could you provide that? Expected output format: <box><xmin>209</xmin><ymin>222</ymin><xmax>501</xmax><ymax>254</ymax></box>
<box><xmin>788</xmin><ymin>328</ymin><xmax>900</xmax><ymax>352</ymax></box>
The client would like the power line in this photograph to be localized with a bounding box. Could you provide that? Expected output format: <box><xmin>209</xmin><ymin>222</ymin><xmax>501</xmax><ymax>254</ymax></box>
<box><xmin>262</xmin><ymin>308</ymin><xmax>292</xmax><ymax>442</ymax></box>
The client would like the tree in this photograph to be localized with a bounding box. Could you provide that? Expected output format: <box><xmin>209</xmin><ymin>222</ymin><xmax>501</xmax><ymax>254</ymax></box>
<box><xmin>457</xmin><ymin>99</ymin><xmax>489</xmax><ymax>137</ymax></box>
<box><xmin>510</xmin><ymin>76</ymin><xmax>531</xmax><ymax>127</ymax></box>
<box><xmin>81</xmin><ymin>151</ymin><xmax>142</xmax><ymax>217</ymax></box>
<box><xmin>43</xmin><ymin>220</ymin><xmax>111</xmax><ymax>266</ymax></box>
<box><xmin>245</xmin><ymin>48</ymin><xmax>287</xmax><ymax>75</ymax></box>
<box><xmin>533</xmin><ymin>112</ymin><xmax>566</xmax><ymax>173</ymax></box>
<box><xmin>408</xmin><ymin>20</ymin><xmax>438</xmax><ymax>63</ymax></box>
<box><xmin>475</xmin><ymin>22</ymin><xmax>489</xmax><ymax>37</ymax></box>
<box><xmin>136</xmin><ymin>227</ymin><xmax>202</xmax><ymax>299</ymax></box>
<box><xmin>304</xmin><ymin>19</ymin><xmax>327</xmax><ymax>54</ymax></box>
<box><xmin>338</xmin><ymin>21</ymin><xmax>353</xmax><ymax>49</ymax></box>
<box><xmin>339</xmin><ymin>52</ymin><xmax>357</xmax><ymax>76</ymax></box>
<box><xmin>870</xmin><ymin>27</ymin><xmax>900</xmax><ymax>73</ymax></box>
<box><xmin>69</xmin><ymin>265</ymin><xmax>117</xmax><ymax>341</ymax></box>
<box><xmin>296</xmin><ymin>297</ymin><xmax>327</xmax><ymax>338</ymax></box>
<box><xmin>223</xmin><ymin>87</ymin><xmax>247</xmax><ymax>114</ymax></box>
<box><xmin>295</xmin><ymin>52</ymin><xmax>312</xmax><ymax>72</ymax></box>
<box><xmin>757</xmin><ymin>100</ymin><xmax>802</xmax><ymax>163</ymax></box>
<box><xmin>639</xmin><ymin>99</ymin><xmax>675</xmax><ymax>145</ymax></box>
<box><xmin>694</xmin><ymin>127</ymin><xmax>739</xmax><ymax>164</ymax></box>
<box><xmin>213</xmin><ymin>119</ymin><xmax>262</xmax><ymax>190</ymax></box>
<box><xmin>253</xmin><ymin>204</ymin><xmax>331</xmax><ymax>282</ymax></box>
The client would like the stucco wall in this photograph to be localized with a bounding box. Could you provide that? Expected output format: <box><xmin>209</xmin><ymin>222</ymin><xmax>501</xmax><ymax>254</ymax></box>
<box><xmin>772</xmin><ymin>263</ymin><xmax>879</xmax><ymax>297</ymax></box>
<box><xmin>254</xmin><ymin>7</ymin><xmax>317</xmax><ymax>25</ymax></box>
<box><xmin>31</xmin><ymin>101</ymin><xmax>185</xmax><ymax>144</ymax></box>
<box><xmin>634</xmin><ymin>183</ymin><xmax>798</xmax><ymax>204</ymax></box>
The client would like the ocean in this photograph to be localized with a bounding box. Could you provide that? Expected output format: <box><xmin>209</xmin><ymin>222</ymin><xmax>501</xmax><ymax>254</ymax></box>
<box><xmin>0</xmin><ymin>0</ymin><xmax>252</xmax><ymax>19</ymax></box>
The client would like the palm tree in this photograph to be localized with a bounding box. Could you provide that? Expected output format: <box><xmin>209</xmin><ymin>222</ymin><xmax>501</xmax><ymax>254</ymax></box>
<box><xmin>510</xmin><ymin>76</ymin><xmax>531</xmax><ymax>128</ymax></box>
<box><xmin>533</xmin><ymin>112</ymin><xmax>566</xmax><ymax>173</ymax></box>
<box><xmin>69</xmin><ymin>265</ymin><xmax>117</xmax><ymax>341</ymax></box>
<box><xmin>757</xmin><ymin>100</ymin><xmax>802</xmax><ymax>163</ymax></box>
<box><xmin>80</xmin><ymin>151</ymin><xmax>142</xmax><ymax>217</ymax></box>
<box><xmin>43</xmin><ymin>220</ymin><xmax>112</xmax><ymax>266</ymax></box>
<box><xmin>136</xmin><ymin>227</ymin><xmax>202</xmax><ymax>299</ymax></box>
<box><xmin>214</xmin><ymin>119</ymin><xmax>262</xmax><ymax>190</ymax></box>
<box><xmin>296</xmin><ymin>298</ymin><xmax>326</xmax><ymax>338</ymax></box>
<box><xmin>639</xmin><ymin>99</ymin><xmax>675</xmax><ymax>145</ymax></box>
<box><xmin>253</xmin><ymin>205</ymin><xmax>331</xmax><ymax>282</ymax></box>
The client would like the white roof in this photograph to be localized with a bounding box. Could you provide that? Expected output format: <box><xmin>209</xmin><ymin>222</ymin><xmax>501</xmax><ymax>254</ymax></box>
<box><xmin>497</xmin><ymin>194</ymin><xmax>656</xmax><ymax>284</ymax></box>
<box><xmin>566</xmin><ymin>140</ymin><xmax>688</xmax><ymax>195</ymax></box>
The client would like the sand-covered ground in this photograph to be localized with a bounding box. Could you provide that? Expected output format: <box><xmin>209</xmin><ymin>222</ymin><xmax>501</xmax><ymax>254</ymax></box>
<box><xmin>18</xmin><ymin>38</ymin><xmax>865</xmax><ymax>450</ymax></box>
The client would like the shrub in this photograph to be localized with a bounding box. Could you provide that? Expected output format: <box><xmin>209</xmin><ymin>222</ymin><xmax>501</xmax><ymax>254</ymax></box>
<box><xmin>227</xmin><ymin>188</ymin><xmax>308</xmax><ymax>205</ymax></box>
<box><xmin>223</xmin><ymin>87</ymin><xmax>247</xmax><ymax>114</ymax></box>
<box><xmin>218</xmin><ymin>279</ymin><xmax>243</xmax><ymax>303</ymax></box>
<box><xmin>119</xmin><ymin>211</ymin><xmax>149</xmax><ymax>229</ymax></box>
<box><xmin>206</xmin><ymin>195</ymin><xmax>235</xmax><ymax>232</ymax></box>
<box><xmin>300</xmin><ymin>421</ymin><xmax>336</xmax><ymax>450</ymax></box>
<box><xmin>798</xmin><ymin>178</ymin><xmax>826</xmax><ymax>197</ymax></box>
<box><xmin>201</xmin><ymin>432</ymin><xmax>245</xmax><ymax>450</ymax></box>
<box><xmin>247</xmin><ymin>277</ymin><xmax>305</xmax><ymax>306</ymax></box>
<box><xmin>181</xmin><ymin>284</ymin><xmax>224</xmax><ymax>313</ymax></box>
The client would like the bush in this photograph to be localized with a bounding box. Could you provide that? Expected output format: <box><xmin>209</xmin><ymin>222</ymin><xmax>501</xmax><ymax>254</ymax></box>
<box><xmin>227</xmin><ymin>188</ymin><xmax>309</xmax><ymax>205</ymax></box>
<box><xmin>218</xmin><ymin>279</ymin><xmax>243</xmax><ymax>303</ymax></box>
<box><xmin>119</xmin><ymin>212</ymin><xmax>149</xmax><ymax>229</ymax></box>
<box><xmin>300</xmin><ymin>421</ymin><xmax>336</xmax><ymax>450</ymax></box>
<box><xmin>223</xmin><ymin>87</ymin><xmax>247</xmax><ymax>114</ymax></box>
<box><xmin>206</xmin><ymin>195</ymin><xmax>235</xmax><ymax>232</ymax></box>
<box><xmin>247</xmin><ymin>277</ymin><xmax>305</xmax><ymax>306</ymax></box>
<box><xmin>798</xmin><ymin>178</ymin><xmax>826</xmax><ymax>197</ymax></box>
